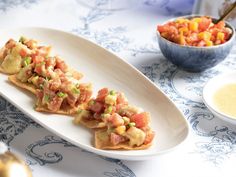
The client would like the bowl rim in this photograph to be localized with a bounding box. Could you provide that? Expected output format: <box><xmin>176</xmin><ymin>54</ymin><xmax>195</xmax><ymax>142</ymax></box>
<box><xmin>156</xmin><ymin>14</ymin><xmax>236</xmax><ymax>49</ymax></box>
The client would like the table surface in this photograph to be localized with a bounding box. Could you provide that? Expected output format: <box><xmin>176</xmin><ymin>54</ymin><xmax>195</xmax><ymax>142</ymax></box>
<box><xmin>0</xmin><ymin>0</ymin><xmax>236</xmax><ymax>177</ymax></box>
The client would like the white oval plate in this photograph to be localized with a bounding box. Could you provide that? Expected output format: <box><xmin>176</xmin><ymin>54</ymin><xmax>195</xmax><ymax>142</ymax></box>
<box><xmin>0</xmin><ymin>27</ymin><xmax>189</xmax><ymax>160</ymax></box>
<box><xmin>203</xmin><ymin>72</ymin><xmax>236</xmax><ymax>124</ymax></box>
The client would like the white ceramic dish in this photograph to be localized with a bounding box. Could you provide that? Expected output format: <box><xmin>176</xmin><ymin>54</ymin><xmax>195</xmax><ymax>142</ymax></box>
<box><xmin>203</xmin><ymin>72</ymin><xmax>236</xmax><ymax>124</ymax></box>
<box><xmin>0</xmin><ymin>27</ymin><xmax>189</xmax><ymax>160</ymax></box>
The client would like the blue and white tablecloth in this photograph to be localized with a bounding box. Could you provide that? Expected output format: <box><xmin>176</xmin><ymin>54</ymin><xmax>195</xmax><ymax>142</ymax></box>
<box><xmin>0</xmin><ymin>0</ymin><xmax>236</xmax><ymax>176</ymax></box>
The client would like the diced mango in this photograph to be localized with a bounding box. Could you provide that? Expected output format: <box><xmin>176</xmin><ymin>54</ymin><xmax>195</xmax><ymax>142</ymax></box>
<box><xmin>176</xmin><ymin>18</ymin><xmax>188</xmax><ymax>24</ymax></box>
<box><xmin>217</xmin><ymin>32</ymin><xmax>225</xmax><ymax>41</ymax></box>
<box><xmin>115</xmin><ymin>125</ymin><xmax>126</xmax><ymax>135</ymax></box>
<box><xmin>206</xmin><ymin>40</ymin><xmax>213</xmax><ymax>46</ymax></box>
<box><xmin>179</xmin><ymin>34</ymin><xmax>186</xmax><ymax>45</ymax></box>
<box><xmin>189</xmin><ymin>21</ymin><xmax>198</xmax><ymax>31</ymax></box>
<box><xmin>179</xmin><ymin>27</ymin><xmax>188</xmax><ymax>35</ymax></box>
<box><xmin>198</xmin><ymin>32</ymin><xmax>211</xmax><ymax>41</ymax></box>
<box><xmin>192</xmin><ymin>17</ymin><xmax>202</xmax><ymax>23</ymax></box>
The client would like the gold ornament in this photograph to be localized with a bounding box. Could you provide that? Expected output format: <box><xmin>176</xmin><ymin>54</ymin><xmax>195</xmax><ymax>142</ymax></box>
<box><xmin>0</xmin><ymin>143</ymin><xmax>32</xmax><ymax>177</ymax></box>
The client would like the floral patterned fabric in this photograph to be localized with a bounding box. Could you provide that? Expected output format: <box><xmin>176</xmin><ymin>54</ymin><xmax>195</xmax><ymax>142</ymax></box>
<box><xmin>0</xmin><ymin>0</ymin><xmax>235</xmax><ymax>177</ymax></box>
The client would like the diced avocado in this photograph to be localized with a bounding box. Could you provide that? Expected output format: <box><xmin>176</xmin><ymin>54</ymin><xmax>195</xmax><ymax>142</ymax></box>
<box><xmin>57</xmin><ymin>92</ymin><xmax>67</xmax><ymax>98</ymax></box>
<box><xmin>1</xmin><ymin>43</ymin><xmax>30</xmax><ymax>74</ymax></box>
<box><xmin>125</xmin><ymin>127</ymin><xmax>146</xmax><ymax>147</ymax></box>
<box><xmin>16</xmin><ymin>64</ymin><xmax>33</xmax><ymax>82</ymax></box>
<box><xmin>1</xmin><ymin>54</ymin><xmax>21</xmax><ymax>74</ymax></box>
<box><xmin>105</xmin><ymin>94</ymin><xmax>117</xmax><ymax>105</ymax></box>
<box><xmin>19</xmin><ymin>36</ymin><xmax>27</xmax><ymax>43</ymax></box>
<box><xmin>28</xmin><ymin>75</ymin><xmax>38</xmax><ymax>85</ymax></box>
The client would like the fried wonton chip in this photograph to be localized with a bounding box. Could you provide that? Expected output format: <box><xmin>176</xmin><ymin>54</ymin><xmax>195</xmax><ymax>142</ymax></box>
<box><xmin>35</xmin><ymin>103</ymin><xmax>77</xmax><ymax>115</ymax></box>
<box><xmin>8</xmin><ymin>69</ymin><xmax>83</xmax><ymax>95</ymax></box>
<box><xmin>79</xmin><ymin>117</ymin><xmax>106</xmax><ymax>129</ymax></box>
<box><xmin>35</xmin><ymin>102</ymin><xmax>87</xmax><ymax>115</ymax></box>
<box><xmin>95</xmin><ymin>129</ymin><xmax>153</xmax><ymax>150</ymax></box>
<box><xmin>73</xmin><ymin>108</ymin><xmax>106</xmax><ymax>128</ymax></box>
<box><xmin>8</xmin><ymin>75</ymin><xmax>37</xmax><ymax>94</ymax></box>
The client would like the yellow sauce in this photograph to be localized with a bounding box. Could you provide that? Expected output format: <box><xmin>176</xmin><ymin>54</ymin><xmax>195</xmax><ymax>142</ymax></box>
<box><xmin>213</xmin><ymin>83</ymin><xmax>236</xmax><ymax>118</ymax></box>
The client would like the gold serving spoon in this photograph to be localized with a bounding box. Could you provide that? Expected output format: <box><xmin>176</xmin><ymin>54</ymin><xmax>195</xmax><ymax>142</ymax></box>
<box><xmin>216</xmin><ymin>1</ymin><xmax>236</xmax><ymax>24</ymax></box>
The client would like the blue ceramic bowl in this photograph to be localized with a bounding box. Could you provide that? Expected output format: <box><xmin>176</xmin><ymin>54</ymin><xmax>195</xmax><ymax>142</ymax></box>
<box><xmin>157</xmin><ymin>15</ymin><xmax>235</xmax><ymax>72</ymax></box>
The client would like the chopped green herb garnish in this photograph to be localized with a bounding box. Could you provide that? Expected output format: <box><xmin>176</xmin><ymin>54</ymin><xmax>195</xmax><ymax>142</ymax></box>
<box><xmin>109</xmin><ymin>90</ymin><xmax>116</xmax><ymax>95</ymax></box>
<box><xmin>57</xmin><ymin>92</ymin><xmax>66</xmax><ymax>97</ymax></box>
<box><xmin>44</xmin><ymin>94</ymin><xmax>50</xmax><ymax>102</ymax></box>
<box><xmin>23</xmin><ymin>56</ymin><xmax>31</xmax><ymax>66</ymax></box>
<box><xmin>19</xmin><ymin>36</ymin><xmax>26</xmax><ymax>43</ymax></box>
<box><xmin>72</xmin><ymin>87</ymin><xmax>80</xmax><ymax>94</ymax></box>
<box><xmin>128</xmin><ymin>122</ymin><xmax>136</xmax><ymax>127</ymax></box>
<box><xmin>105</xmin><ymin>106</ymin><xmax>113</xmax><ymax>114</ymax></box>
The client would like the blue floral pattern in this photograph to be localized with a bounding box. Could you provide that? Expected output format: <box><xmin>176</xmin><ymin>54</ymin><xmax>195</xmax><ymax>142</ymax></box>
<box><xmin>141</xmin><ymin>48</ymin><xmax>236</xmax><ymax>165</ymax></box>
<box><xmin>1</xmin><ymin>0</ymin><xmax>236</xmax><ymax>176</ymax></box>
<box><xmin>25</xmin><ymin>135</ymin><xmax>136</xmax><ymax>176</ymax></box>
<box><xmin>0</xmin><ymin>0</ymin><xmax>38</xmax><ymax>12</ymax></box>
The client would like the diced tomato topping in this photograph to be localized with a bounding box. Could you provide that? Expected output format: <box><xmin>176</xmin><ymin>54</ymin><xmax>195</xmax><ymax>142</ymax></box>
<box><xmin>108</xmin><ymin>113</ymin><xmax>124</xmax><ymax>127</ymax></box>
<box><xmin>36</xmin><ymin>90</ymin><xmax>44</xmax><ymax>100</ymax></box>
<box><xmin>5</xmin><ymin>39</ymin><xmax>16</xmax><ymax>49</ymax></box>
<box><xmin>215</xmin><ymin>21</ymin><xmax>225</xmax><ymax>29</ymax></box>
<box><xmin>198</xmin><ymin>17</ymin><xmax>211</xmax><ymax>31</ymax></box>
<box><xmin>110</xmin><ymin>132</ymin><xmax>126</xmax><ymax>145</ymax></box>
<box><xmin>36</xmin><ymin>46</ymin><xmax>51</xmax><ymax>57</ymax></box>
<box><xmin>19</xmin><ymin>49</ymin><xmax>28</xmax><ymax>58</ymax></box>
<box><xmin>130</xmin><ymin>112</ymin><xmax>149</xmax><ymax>128</ymax></box>
<box><xmin>89</xmin><ymin>101</ymin><xmax>104</xmax><ymax>113</ymax></box>
<box><xmin>34</xmin><ymin>63</ymin><xmax>46</xmax><ymax>75</ymax></box>
<box><xmin>55</xmin><ymin>57</ymin><xmax>68</xmax><ymax>72</ymax></box>
<box><xmin>45</xmin><ymin>57</ymin><xmax>56</xmax><ymax>68</ymax></box>
<box><xmin>144</xmin><ymin>131</ymin><xmax>155</xmax><ymax>145</ymax></box>
<box><xmin>25</xmin><ymin>39</ymin><xmax>37</xmax><ymax>49</ymax></box>
<box><xmin>96</xmin><ymin>88</ymin><xmax>109</xmax><ymax>102</ymax></box>
<box><xmin>116</xmin><ymin>93</ymin><xmax>128</xmax><ymax>105</ymax></box>
<box><xmin>66</xmin><ymin>94</ymin><xmax>78</xmax><ymax>107</ymax></box>
<box><xmin>49</xmin><ymin>79</ymin><xmax>61</xmax><ymax>91</ymax></box>
<box><xmin>78</xmin><ymin>89</ymin><xmax>92</xmax><ymax>104</ymax></box>
<box><xmin>157</xmin><ymin>25</ymin><xmax>169</xmax><ymax>33</ymax></box>
<box><xmin>47</xmin><ymin>96</ymin><xmax>63</xmax><ymax>111</ymax></box>
<box><xmin>32</xmin><ymin>55</ymin><xmax>44</xmax><ymax>64</ymax></box>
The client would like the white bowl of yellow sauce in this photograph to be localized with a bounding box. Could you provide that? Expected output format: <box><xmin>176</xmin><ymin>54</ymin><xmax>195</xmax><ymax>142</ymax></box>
<box><xmin>203</xmin><ymin>72</ymin><xmax>236</xmax><ymax>124</ymax></box>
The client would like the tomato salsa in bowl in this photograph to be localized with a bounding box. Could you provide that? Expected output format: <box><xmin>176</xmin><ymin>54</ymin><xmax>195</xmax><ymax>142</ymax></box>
<box><xmin>156</xmin><ymin>15</ymin><xmax>235</xmax><ymax>72</ymax></box>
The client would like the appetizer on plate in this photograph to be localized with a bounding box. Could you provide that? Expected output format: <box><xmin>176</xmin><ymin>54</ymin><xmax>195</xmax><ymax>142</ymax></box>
<box><xmin>74</xmin><ymin>88</ymin><xmax>155</xmax><ymax>150</ymax></box>
<box><xmin>2</xmin><ymin>37</ymin><xmax>88</xmax><ymax>115</ymax></box>
<box><xmin>0</xmin><ymin>37</ymin><xmax>50</xmax><ymax>74</ymax></box>
<box><xmin>94</xmin><ymin>112</ymin><xmax>155</xmax><ymax>150</ymax></box>
<box><xmin>35</xmin><ymin>79</ymin><xmax>92</xmax><ymax>114</ymax></box>
<box><xmin>74</xmin><ymin>88</ymin><xmax>129</xmax><ymax>128</ymax></box>
<box><xmin>0</xmin><ymin>36</ymin><xmax>155</xmax><ymax>150</ymax></box>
